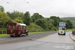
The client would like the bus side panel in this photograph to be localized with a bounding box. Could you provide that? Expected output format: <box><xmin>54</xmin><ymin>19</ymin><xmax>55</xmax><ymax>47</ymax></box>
<box><xmin>7</xmin><ymin>29</ymin><xmax>19</xmax><ymax>35</ymax></box>
<box><xmin>18</xmin><ymin>29</ymin><xmax>26</xmax><ymax>34</ymax></box>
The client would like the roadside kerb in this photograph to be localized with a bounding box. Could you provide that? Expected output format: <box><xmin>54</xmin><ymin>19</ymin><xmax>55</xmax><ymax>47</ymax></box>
<box><xmin>70</xmin><ymin>33</ymin><xmax>75</xmax><ymax>41</ymax></box>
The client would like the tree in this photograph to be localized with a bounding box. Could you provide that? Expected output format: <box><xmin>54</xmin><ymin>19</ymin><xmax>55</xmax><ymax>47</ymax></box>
<box><xmin>0</xmin><ymin>11</ymin><xmax>9</xmax><ymax>27</ymax></box>
<box><xmin>59</xmin><ymin>19</ymin><xmax>66</xmax><ymax>22</ymax></box>
<box><xmin>50</xmin><ymin>16</ymin><xmax>60</xmax><ymax>27</ymax></box>
<box><xmin>36</xmin><ymin>19</ymin><xmax>46</xmax><ymax>29</ymax></box>
<box><xmin>66</xmin><ymin>20</ymin><xmax>73</xmax><ymax>29</ymax></box>
<box><xmin>0</xmin><ymin>5</ymin><xmax>4</xmax><ymax>12</ymax></box>
<box><xmin>15</xmin><ymin>17</ymin><xmax>23</xmax><ymax>23</ymax></box>
<box><xmin>23</xmin><ymin>11</ymin><xmax>30</xmax><ymax>25</ymax></box>
<box><xmin>7</xmin><ymin>11</ymin><xmax>24</xmax><ymax>19</ymax></box>
<box><xmin>48</xmin><ymin>19</ymin><xmax>54</xmax><ymax>30</ymax></box>
<box><xmin>31</xmin><ymin>13</ymin><xmax>44</xmax><ymax>22</ymax></box>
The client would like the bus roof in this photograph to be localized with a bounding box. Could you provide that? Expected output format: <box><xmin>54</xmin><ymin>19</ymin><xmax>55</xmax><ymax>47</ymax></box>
<box><xmin>19</xmin><ymin>24</ymin><xmax>26</xmax><ymax>26</ymax></box>
<box><xmin>17</xmin><ymin>23</ymin><xmax>26</xmax><ymax>26</ymax></box>
<box><xmin>8</xmin><ymin>23</ymin><xmax>26</xmax><ymax>26</ymax></box>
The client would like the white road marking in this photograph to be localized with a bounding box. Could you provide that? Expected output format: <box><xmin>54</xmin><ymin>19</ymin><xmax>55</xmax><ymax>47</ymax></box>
<box><xmin>54</xmin><ymin>45</ymin><xmax>74</xmax><ymax>49</ymax></box>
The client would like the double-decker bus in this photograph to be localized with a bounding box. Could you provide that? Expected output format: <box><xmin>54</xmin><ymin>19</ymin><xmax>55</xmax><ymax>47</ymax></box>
<box><xmin>7</xmin><ymin>23</ymin><xmax>28</xmax><ymax>37</ymax></box>
<box><xmin>58</xmin><ymin>22</ymin><xmax>66</xmax><ymax>35</ymax></box>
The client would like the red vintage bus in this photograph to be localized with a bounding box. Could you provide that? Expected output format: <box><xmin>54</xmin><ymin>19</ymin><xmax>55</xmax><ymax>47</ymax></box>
<box><xmin>7</xmin><ymin>23</ymin><xmax>28</xmax><ymax>37</ymax></box>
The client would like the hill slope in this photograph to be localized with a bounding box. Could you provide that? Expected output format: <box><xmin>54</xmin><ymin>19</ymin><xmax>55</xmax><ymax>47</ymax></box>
<box><xmin>61</xmin><ymin>17</ymin><xmax>75</xmax><ymax>25</ymax></box>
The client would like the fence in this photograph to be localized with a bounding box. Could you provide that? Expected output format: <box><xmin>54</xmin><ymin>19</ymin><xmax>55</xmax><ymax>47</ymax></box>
<box><xmin>0</xmin><ymin>30</ymin><xmax>7</xmax><ymax>34</ymax></box>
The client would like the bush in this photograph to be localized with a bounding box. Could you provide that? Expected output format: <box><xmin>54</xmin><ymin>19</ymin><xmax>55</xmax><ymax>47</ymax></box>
<box><xmin>27</xmin><ymin>23</ymin><xmax>44</xmax><ymax>32</ymax></box>
<box><xmin>51</xmin><ymin>26</ymin><xmax>58</xmax><ymax>31</ymax></box>
<box><xmin>36</xmin><ymin>19</ymin><xmax>46</xmax><ymax>29</ymax></box>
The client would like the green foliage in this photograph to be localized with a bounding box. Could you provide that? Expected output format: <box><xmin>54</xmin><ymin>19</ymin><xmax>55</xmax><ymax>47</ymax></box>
<box><xmin>31</xmin><ymin>13</ymin><xmax>44</xmax><ymax>22</ymax></box>
<box><xmin>0</xmin><ymin>11</ymin><xmax>9</xmax><ymax>27</ymax></box>
<box><xmin>59</xmin><ymin>19</ymin><xmax>66</xmax><ymax>22</ymax></box>
<box><xmin>7</xmin><ymin>11</ymin><xmax>24</xmax><ymax>19</ymax></box>
<box><xmin>0</xmin><ymin>5</ymin><xmax>73</xmax><ymax>31</ymax></box>
<box><xmin>8</xmin><ymin>18</ymin><xmax>17</xmax><ymax>23</ymax></box>
<box><xmin>66</xmin><ymin>20</ymin><xmax>73</xmax><ymax>29</ymax></box>
<box><xmin>61</xmin><ymin>17</ymin><xmax>75</xmax><ymax>26</ymax></box>
<box><xmin>36</xmin><ymin>19</ymin><xmax>46</xmax><ymax>29</ymax></box>
<box><xmin>23</xmin><ymin>11</ymin><xmax>30</xmax><ymax>25</ymax></box>
<box><xmin>51</xmin><ymin>26</ymin><xmax>57</xmax><ymax>31</ymax></box>
<box><xmin>15</xmin><ymin>17</ymin><xmax>23</xmax><ymax>23</ymax></box>
<box><xmin>4</xmin><ymin>18</ymin><xmax>17</xmax><ymax>28</ymax></box>
<box><xmin>0</xmin><ymin>5</ymin><xmax>4</xmax><ymax>12</ymax></box>
<box><xmin>50</xmin><ymin>16</ymin><xmax>60</xmax><ymax>27</ymax></box>
<box><xmin>73</xmin><ymin>25</ymin><xmax>75</xmax><ymax>29</ymax></box>
<box><xmin>27</xmin><ymin>23</ymin><xmax>44</xmax><ymax>32</ymax></box>
<box><xmin>48</xmin><ymin>19</ymin><xmax>54</xmax><ymax>30</ymax></box>
<box><xmin>0</xmin><ymin>28</ymin><xmax>6</xmax><ymax>31</ymax></box>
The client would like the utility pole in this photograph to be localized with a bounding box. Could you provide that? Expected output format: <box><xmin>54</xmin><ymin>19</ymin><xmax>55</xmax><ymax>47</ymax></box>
<box><xmin>57</xmin><ymin>21</ymin><xmax>59</xmax><ymax>30</ymax></box>
<box><xmin>34</xmin><ymin>16</ymin><xmax>36</xmax><ymax>32</ymax></box>
<box><xmin>46</xmin><ymin>18</ymin><xmax>48</xmax><ymax>31</ymax></box>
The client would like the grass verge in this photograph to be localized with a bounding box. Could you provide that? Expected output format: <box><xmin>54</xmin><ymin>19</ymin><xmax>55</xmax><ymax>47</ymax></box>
<box><xmin>0</xmin><ymin>29</ymin><xmax>73</xmax><ymax>37</ymax></box>
<box><xmin>29</xmin><ymin>31</ymin><xmax>57</xmax><ymax>34</ymax></box>
<box><xmin>66</xmin><ymin>29</ymin><xmax>73</xmax><ymax>31</ymax></box>
<box><xmin>0</xmin><ymin>30</ymin><xmax>57</xmax><ymax>37</ymax></box>
<box><xmin>0</xmin><ymin>34</ymin><xmax>9</xmax><ymax>37</ymax></box>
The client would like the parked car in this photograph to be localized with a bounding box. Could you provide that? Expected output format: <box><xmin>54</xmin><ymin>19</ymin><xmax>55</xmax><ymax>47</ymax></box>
<box><xmin>72</xmin><ymin>29</ymin><xmax>75</xmax><ymax>35</ymax></box>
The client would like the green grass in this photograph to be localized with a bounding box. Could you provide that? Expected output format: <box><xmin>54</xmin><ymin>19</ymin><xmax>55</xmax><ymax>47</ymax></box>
<box><xmin>66</xmin><ymin>29</ymin><xmax>73</xmax><ymax>31</ymax></box>
<box><xmin>29</xmin><ymin>30</ymin><xmax>57</xmax><ymax>34</ymax></box>
<box><xmin>0</xmin><ymin>34</ymin><xmax>9</xmax><ymax>37</ymax></box>
<box><xmin>0</xmin><ymin>29</ymin><xmax>73</xmax><ymax>37</ymax></box>
<box><xmin>0</xmin><ymin>30</ymin><xmax>57</xmax><ymax>37</ymax></box>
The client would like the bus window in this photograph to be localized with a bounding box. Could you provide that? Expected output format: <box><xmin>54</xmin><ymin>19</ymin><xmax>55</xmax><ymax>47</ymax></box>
<box><xmin>19</xmin><ymin>26</ymin><xmax>21</xmax><ymax>29</ymax></box>
<box><xmin>9</xmin><ymin>25</ymin><xmax>11</xmax><ymax>28</ymax></box>
<box><xmin>13</xmin><ymin>25</ymin><xmax>15</xmax><ymax>29</ymax></box>
<box><xmin>22</xmin><ymin>26</ymin><xmax>25</xmax><ymax>29</ymax></box>
<box><xmin>8</xmin><ymin>25</ymin><xmax>15</xmax><ymax>29</ymax></box>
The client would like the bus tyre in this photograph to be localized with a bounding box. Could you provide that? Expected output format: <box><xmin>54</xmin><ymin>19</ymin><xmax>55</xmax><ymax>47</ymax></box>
<box><xmin>10</xmin><ymin>35</ymin><xmax>13</xmax><ymax>37</ymax></box>
<box><xmin>58</xmin><ymin>33</ymin><xmax>60</xmax><ymax>35</ymax></box>
<box><xmin>58</xmin><ymin>34</ymin><xmax>60</xmax><ymax>35</ymax></box>
<box><xmin>63</xmin><ymin>34</ymin><xmax>65</xmax><ymax>35</ymax></box>
<box><xmin>26</xmin><ymin>32</ymin><xmax>28</xmax><ymax>36</ymax></box>
<box><xmin>18</xmin><ymin>32</ymin><xmax>22</xmax><ymax>37</ymax></box>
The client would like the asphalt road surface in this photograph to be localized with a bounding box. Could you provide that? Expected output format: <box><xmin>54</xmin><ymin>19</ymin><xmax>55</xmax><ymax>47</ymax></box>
<box><xmin>0</xmin><ymin>32</ymin><xmax>75</xmax><ymax>50</ymax></box>
<box><xmin>0</xmin><ymin>32</ymin><xmax>56</xmax><ymax>44</ymax></box>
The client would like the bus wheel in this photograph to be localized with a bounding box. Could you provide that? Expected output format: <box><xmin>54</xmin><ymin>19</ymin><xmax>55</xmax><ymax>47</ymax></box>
<box><xmin>26</xmin><ymin>32</ymin><xmax>28</xmax><ymax>36</ymax></box>
<box><xmin>63</xmin><ymin>34</ymin><xmax>65</xmax><ymax>35</ymax></box>
<box><xmin>58</xmin><ymin>33</ymin><xmax>60</xmax><ymax>35</ymax></box>
<box><xmin>10</xmin><ymin>35</ymin><xmax>13</xmax><ymax>37</ymax></box>
<box><xmin>18</xmin><ymin>32</ymin><xmax>22</xmax><ymax>37</ymax></box>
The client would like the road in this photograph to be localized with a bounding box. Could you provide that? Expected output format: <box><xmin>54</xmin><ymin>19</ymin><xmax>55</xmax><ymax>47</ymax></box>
<box><xmin>0</xmin><ymin>32</ymin><xmax>55</xmax><ymax>44</ymax></box>
<box><xmin>0</xmin><ymin>32</ymin><xmax>75</xmax><ymax>50</ymax></box>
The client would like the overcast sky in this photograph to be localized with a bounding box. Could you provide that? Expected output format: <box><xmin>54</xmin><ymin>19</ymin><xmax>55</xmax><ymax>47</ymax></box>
<box><xmin>0</xmin><ymin>0</ymin><xmax>75</xmax><ymax>18</ymax></box>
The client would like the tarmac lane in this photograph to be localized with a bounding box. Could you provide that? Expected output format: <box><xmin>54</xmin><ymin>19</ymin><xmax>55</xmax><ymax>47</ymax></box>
<box><xmin>0</xmin><ymin>32</ymin><xmax>56</xmax><ymax>44</ymax></box>
<box><xmin>36</xmin><ymin>32</ymin><xmax>75</xmax><ymax>44</ymax></box>
<box><xmin>0</xmin><ymin>32</ymin><xmax>75</xmax><ymax>50</ymax></box>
